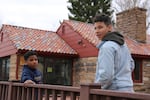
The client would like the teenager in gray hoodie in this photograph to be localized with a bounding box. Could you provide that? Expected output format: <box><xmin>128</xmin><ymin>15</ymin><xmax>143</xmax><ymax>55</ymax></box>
<box><xmin>94</xmin><ymin>14</ymin><xmax>134</xmax><ymax>92</ymax></box>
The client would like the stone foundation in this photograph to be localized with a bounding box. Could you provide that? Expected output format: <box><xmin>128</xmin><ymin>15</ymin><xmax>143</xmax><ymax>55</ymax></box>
<box><xmin>9</xmin><ymin>54</ymin><xmax>24</xmax><ymax>81</ymax></box>
<box><xmin>9</xmin><ymin>54</ymin><xmax>17</xmax><ymax>80</ymax></box>
<box><xmin>73</xmin><ymin>57</ymin><xmax>150</xmax><ymax>94</ymax></box>
<box><xmin>72</xmin><ymin>57</ymin><xmax>97</xmax><ymax>86</ymax></box>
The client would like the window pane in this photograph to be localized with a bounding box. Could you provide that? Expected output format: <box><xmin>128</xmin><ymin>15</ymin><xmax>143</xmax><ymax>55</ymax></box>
<box><xmin>0</xmin><ymin>57</ymin><xmax>10</xmax><ymax>80</ymax></box>
<box><xmin>42</xmin><ymin>58</ymin><xmax>72</xmax><ymax>86</ymax></box>
<box><xmin>133</xmin><ymin>58</ymin><xmax>142</xmax><ymax>82</ymax></box>
<box><xmin>2</xmin><ymin>59</ymin><xmax>5</xmax><ymax>79</ymax></box>
<box><xmin>43</xmin><ymin>58</ymin><xmax>52</xmax><ymax>84</ymax></box>
<box><xmin>6</xmin><ymin>59</ymin><xmax>10</xmax><ymax>79</ymax></box>
<box><xmin>53</xmin><ymin>59</ymin><xmax>72</xmax><ymax>85</ymax></box>
<box><xmin>0</xmin><ymin>58</ymin><xmax>2</xmax><ymax>80</ymax></box>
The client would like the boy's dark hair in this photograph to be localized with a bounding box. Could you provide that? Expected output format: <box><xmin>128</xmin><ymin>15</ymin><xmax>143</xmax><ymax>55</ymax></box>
<box><xmin>24</xmin><ymin>51</ymin><xmax>37</xmax><ymax>61</ymax></box>
<box><xmin>93</xmin><ymin>14</ymin><xmax>112</xmax><ymax>26</ymax></box>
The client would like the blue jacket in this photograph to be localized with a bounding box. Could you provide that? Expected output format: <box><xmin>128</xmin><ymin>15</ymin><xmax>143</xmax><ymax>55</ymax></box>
<box><xmin>21</xmin><ymin>65</ymin><xmax>42</xmax><ymax>84</ymax></box>
<box><xmin>95</xmin><ymin>32</ymin><xmax>134</xmax><ymax>91</ymax></box>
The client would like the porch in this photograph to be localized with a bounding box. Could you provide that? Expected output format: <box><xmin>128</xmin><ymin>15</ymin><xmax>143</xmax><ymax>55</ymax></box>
<box><xmin>0</xmin><ymin>81</ymin><xmax>150</xmax><ymax>100</ymax></box>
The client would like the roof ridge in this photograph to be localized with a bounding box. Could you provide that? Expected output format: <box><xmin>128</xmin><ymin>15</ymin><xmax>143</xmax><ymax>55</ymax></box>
<box><xmin>2</xmin><ymin>24</ymin><xmax>55</xmax><ymax>33</ymax></box>
<box><xmin>64</xmin><ymin>20</ymin><xmax>93</xmax><ymax>26</ymax></box>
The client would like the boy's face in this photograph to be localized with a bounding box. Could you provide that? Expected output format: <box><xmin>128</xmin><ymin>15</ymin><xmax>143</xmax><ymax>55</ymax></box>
<box><xmin>94</xmin><ymin>22</ymin><xmax>112</xmax><ymax>39</ymax></box>
<box><xmin>26</xmin><ymin>55</ymin><xmax>38</xmax><ymax>69</ymax></box>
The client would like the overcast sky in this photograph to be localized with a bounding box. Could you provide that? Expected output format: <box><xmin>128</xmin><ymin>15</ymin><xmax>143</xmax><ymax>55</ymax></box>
<box><xmin>0</xmin><ymin>0</ymin><xmax>150</xmax><ymax>33</ymax></box>
<box><xmin>0</xmin><ymin>0</ymin><xmax>69</xmax><ymax>31</ymax></box>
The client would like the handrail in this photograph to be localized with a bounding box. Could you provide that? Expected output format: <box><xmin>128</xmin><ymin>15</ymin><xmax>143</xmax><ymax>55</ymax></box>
<box><xmin>13</xmin><ymin>82</ymin><xmax>80</xmax><ymax>92</ymax></box>
<box><xmin>0</xmin><ymin>81</ymin><xmax>10</xmax><ymax>85</ymax></box>
<box><xmin>91</xmin><ymin>89</ymin><xmax>150</xmax><ymax>100</ymax></box>
<box><xmin>0</xmin><ymin>81</ymin><xmax>150</xmax><ymax>100</ymax></box>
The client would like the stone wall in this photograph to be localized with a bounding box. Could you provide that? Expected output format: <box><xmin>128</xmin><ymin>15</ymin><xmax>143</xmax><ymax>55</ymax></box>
<box><xmin>9</xmin><ymin>54</ymin><xmax>17</xmax><ymax>80</ymax></box>
<box><xmin>134</xmin><ymin>59</ymin><xmax>150</xmax><ymax>93</ymax></box>
<box><xmin>116</xmin><ymin>7</ymin><xmax>146</xmax><ymax>43</ymax></box>
<box><xmin>72</xmin><ymin>57</ymin><xmax>97</xmax><ymax>86</ymax></box>
<box><xmin>17</xmin><ymin>55</ymin><xmax>25</xmax><ymax>80</ymax></box>
<box><xmin>9</xmin><ymin>54</ymin><xmax>24</xmax><ymax>81</ymax></box>
<box><xmin>143</xmin><ymin>60</ymin><xmax>150</xmax><ymax>93</ymax></box>
<box><xmin>73</xmin><ymin>57</ymin><xmax>150</xmax><ymax>94</ymax></box>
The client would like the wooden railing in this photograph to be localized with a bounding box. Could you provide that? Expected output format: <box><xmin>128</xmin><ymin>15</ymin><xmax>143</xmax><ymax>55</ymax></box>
<box><xmin>0</xmin><ymin>81</ymin><xmax>150</xmax><ymax>100</ymax></box>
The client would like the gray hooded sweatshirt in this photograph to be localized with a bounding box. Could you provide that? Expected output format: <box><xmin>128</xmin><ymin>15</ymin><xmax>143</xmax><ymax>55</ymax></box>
<box><xmin>95</xmin><ymin>32</ymin><xmax>134</xmax><ymax>92</ymax></box>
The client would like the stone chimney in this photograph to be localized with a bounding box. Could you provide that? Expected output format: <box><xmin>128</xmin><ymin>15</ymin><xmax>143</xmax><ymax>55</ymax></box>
<box><xmin>116</xmin><ymin>7</ymin><xmax>147</xmax><ymax>43</ymax></box>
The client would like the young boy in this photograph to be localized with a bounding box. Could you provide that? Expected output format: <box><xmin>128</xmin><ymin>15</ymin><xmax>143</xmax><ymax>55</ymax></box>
<box><xmin>94</xmin><ymin>14</ymin><xmax>134</xmax><ymax>92</ymax></box>
<box><xmin>21</xmin><ymin>51</ymin><xmax>42</xmax><ymax>84</ymax></box>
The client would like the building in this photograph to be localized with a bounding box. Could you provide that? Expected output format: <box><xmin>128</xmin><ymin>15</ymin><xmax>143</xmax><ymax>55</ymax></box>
<box><xmin>0</xmin><ymin>7</ymin><xmax>150</xmax><ymax>93</ymax></box>
<box><xmin>0</xmin><ymin>25</ymin><xmax>78</xmax><ymax>85</ymax></box>
<box><xmin>56</xmin><ymin>7</ymin><xmax>150</xmax><ymax>93</ymax></box>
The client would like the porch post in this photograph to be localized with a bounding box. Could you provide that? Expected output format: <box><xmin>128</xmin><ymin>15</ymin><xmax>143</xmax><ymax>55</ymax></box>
<box><xmin>80</xmin><ymin>83</ymin><xmax>101</xmax><ymax>100</ymax></box>
<box><xmin>7</xmin><ymin>82</ymin><xmax>13</xmax><ymax>100</ymax></box>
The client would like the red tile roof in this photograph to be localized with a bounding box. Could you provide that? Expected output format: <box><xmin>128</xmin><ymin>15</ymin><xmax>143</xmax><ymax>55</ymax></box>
<box><xmin>63</xmin><ymin>20</ymin><xmax>99</xmax><ymax>46</ymax></box>
<box><xmin>63</xmin><ymin>20</ymin><xmax>150</xmax><ymax>56</ymax></box>
<box><xmin>125</xmin><ymin>37</ymin><xmax>150</xmax><ymax>56</ymax></box>
<box><xmin>1</xmin><ymin>24</ymin><xmax>77</xmax><ymax>55</ymax></box>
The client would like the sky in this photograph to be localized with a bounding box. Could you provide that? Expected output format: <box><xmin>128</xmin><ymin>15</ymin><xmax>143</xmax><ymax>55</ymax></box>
<box><xmin>0</xmin><ymin>0</ymin><xmax>150</xmax><ymax>33</ymax></box>
<box><xmin>0</xmin><ymin>0</ymin><xmax>69</xmax><ymax>31</ymax></box>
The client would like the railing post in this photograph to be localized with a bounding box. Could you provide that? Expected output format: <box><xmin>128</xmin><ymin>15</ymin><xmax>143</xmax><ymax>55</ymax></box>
<box><xmin>7</xmin><ymin>82</ymin><xmax>13</xmax><ymax>100</ymax></box>
<box><xmin>80</xmin><ymin>83</ymin><xmax>101</xmax><ymax>100</ymax></box>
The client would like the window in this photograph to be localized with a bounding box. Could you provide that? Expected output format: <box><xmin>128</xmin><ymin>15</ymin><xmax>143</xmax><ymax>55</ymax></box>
<box><xmin>0</xmin><ymin>57</ymin><xmax>10</xmax><ymax>81</ymax></box>
<box><xmin>38</xmin><ymin>57</ymin><xmax>72</xmax><ymax>86</ymax></box>
<box><xmin>132</xmin><ymin>58</ymin><xmax>142</xmax><ymax>83</ymax></box>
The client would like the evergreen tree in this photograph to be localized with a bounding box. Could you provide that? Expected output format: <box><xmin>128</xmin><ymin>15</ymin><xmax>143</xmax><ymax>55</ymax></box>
<box><xmin>67</xmin><ymin>0</ymin><xmax>113</xmax><ymax>23</ymax></box>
